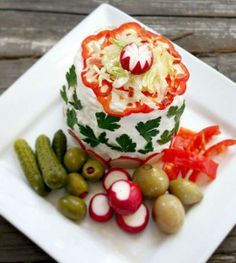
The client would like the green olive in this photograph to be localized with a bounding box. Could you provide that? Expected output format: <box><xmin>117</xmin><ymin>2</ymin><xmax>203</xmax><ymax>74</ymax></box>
<box><xmin>82</xmin><ymin>159</ymin><xmax>105</xmax><ymax>182</ymax></box>
<box><xmin>58</xmin><ymin>195</ymin><xmax>87</xmax><ymax>221</ymax></box>
<box><xmin>66</xmin><ymin>173</ymin><xmax>89</xmax><ymax>197</ymax></box>
<box><xmin>153</xmin><ymin>194</ymin><xmax>185</xmax><ymax>234</ymax></box>
<box><xmin>133</xmin><ymin>164</ymin><xmax>169</xmax><ymax>199</ymax></box>
<box><xmin>64</xmin><ymin>147</ymin><xmax>87</xmax><ymax>172</ymax></box>
<box><xmin>169</xmin><ymin>179</ymin><xmax>203</xmax><ymax>205</ymax></box>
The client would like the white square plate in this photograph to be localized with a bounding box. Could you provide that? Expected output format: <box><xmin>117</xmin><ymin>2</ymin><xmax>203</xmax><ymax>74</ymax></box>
<box><xmin>0</xmin><ymin>4</ymin><xmax>236</xmax><ymax>263</ymax></box>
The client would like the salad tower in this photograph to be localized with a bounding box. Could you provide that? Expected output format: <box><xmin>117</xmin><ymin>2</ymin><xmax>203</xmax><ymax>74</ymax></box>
<box><xmin>61</xmin><ymin>22</ymin><xmax>190</xmax><ymax>167</ymax></box>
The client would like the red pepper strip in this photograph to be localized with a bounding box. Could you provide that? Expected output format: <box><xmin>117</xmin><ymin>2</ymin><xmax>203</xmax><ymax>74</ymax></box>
<box><xmin>162</xmin><ymin>149</ymin><xmax>218</xmax><ymax>179</ymax></box>
<box><xmin>204</xmin><ymin>139</ymin><xmax>236</xmax><ymax>157</ymax></box>
<box><xmin>172</xmin><ymin>127</ymin><xmax>196</xmax><ymax>151</ymax></box>
<box><xmin>163</xmin><ymin>163</ymin><xmax>180</xmax><ymax>180</ymax></box>
<box><xmin>186</xmin><ymin>125</ymin><xmax>221</xmax><ymax>154</ymax></box>
<box><xmin>188</xmin><ymin>170</ymin><xmax>201</xmax><ymax>182</ymax></box>
<box><xmin>163</xmin><ymin>127</ymin><xmax>196</xmax><ymax>179</ymax></box>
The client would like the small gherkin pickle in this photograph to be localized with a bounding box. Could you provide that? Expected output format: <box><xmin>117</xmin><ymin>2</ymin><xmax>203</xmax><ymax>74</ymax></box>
<box><xmin>52</xmin><ymin>129</ymin><xmax>67</xmax><ymax>163</ymax></box>
<box><xmin>66</xmin><ymin>173</ymin><xmax>89</xmax><ymax>198</ymax></box>
<box><xmin>82</xmin><ymin>159</ymin><xmax>105</xmax><ymax>182</ymax></box>
<box><xmin>14</xmin><ymin>139</ymin><xmax>49</xmax><ymax>196</ymax></box>
<box><xmin>58</xmin><ymin>195</ymin><xmax>87</xmax><ymax>221</ymax></box>
<box><xmin>169</xmin><ymin>179</ymin><xmax>203</xmax><ymax>205</ymax></box>
<box><xmin>36</xmin><ymin>135</ymin><xmax>67</xmax><ymax>189</ymax></box>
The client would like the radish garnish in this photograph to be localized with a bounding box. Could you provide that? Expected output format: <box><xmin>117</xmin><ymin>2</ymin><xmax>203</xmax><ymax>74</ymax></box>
<box><xmin>108</xmin><ymin>180</ymin><xmax>142</xmax><ymax>215</ymax></box>
<box><xmin>103</xmin><ymin>168</ymin><xmax>130</xmax><ymax>191</ymax></box>
<box><xmin>116</xmin><ymin>203</ymin><xmax>149</xmax><ymax>233</ymax></box>
<box><xmin>109</xmin><ymin>156</ymin><xmax>143</xmax><ymax>169</ymax></box>
<box><xmin>89</xmin><ymin>193</ymin><xmax>113</xmax><ymax>223</ymax></box>
<box><xmin>120</xmin><ymin>42</ymin><xmax>153</xmax><ymax>75</ymax></box>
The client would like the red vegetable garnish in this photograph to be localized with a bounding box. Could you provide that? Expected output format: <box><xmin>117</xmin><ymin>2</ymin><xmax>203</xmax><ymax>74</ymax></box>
<box><xmin>204</xmin><ymin>139</ymin><xmax>236</xmax><ymax>157</ymax></box>
<box><xmin>163</xmin><ymin>124</ymin><xmax>236</xmax><ymax>182</ymax></box>
<box><xmin>120</xmin><ymin>42</ymin><xmax>153</xmax><ymax>75</ymax></box>
<box><xmin>80</xmin><ymin>22</ymin><xmax>189</xmax><ymax>117</ymax></box>
<box><xmin>162</xmin><ymin>149</ymin><xmax>218</xmax><ymax>179</ymax></box>
<box><xmin>186</xmin><ymin>125</ymin><xmax>221</xmax><ymax>154</ymax></box>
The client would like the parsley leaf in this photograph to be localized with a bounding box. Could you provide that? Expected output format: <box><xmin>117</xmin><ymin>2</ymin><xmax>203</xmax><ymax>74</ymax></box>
<box><xmin>107</xmin><ymin>134</ymin><xmax>136</xmax><ymax>152</ymax></box>
<box><xmin>167</xmin><ymin>106</ymin><xmax>178</xmax><ymax>118</ymax></box>
<box><xmin>98</xmin><ymin>132</ymin><xmax>109</xmax><ymax>144</ymax></box>
<box><xmin>66</xmin><ymin>65</ymin><xmax>77</xmax><ymax>87</ymax></box>
<box><xmin>78</xmin><ymin>124</ymin><xmax>101</xmax><ymax>147</ymax></box>
<box><xmin>96</xmin><ymin>112</ymin><xmax>121</xmax><ymax>131</ymax></box>
<box><xmin>69</xmin><ymin>91</ymin><xmax>83</xmax><ymax>110</ymax></box>
<box><xmin>60</xmin><ymin>85</ymin><xmax>68</xmax><ymax>103</ymax></box>
<box><xmin>66</xmin><ymin>108</ymin><xmax>77</xmax><ymax>130</ymax></box>
<box><xmin>157</xmin><ymin>129</ymin><xmax>175</xmax><ymax>145</ymax></box>
<box><xmin>138</xmin><ymin>141</ymin><xmax>154</xmax><ymax>154</ymax></box>
<box><xmin>135</xmin><ymin>117</ymin><xmax>161</xmax><ymax>142</ymax></box>
<box><xmin>173</xmin><ymin>101</ymin><xmax>185</xmax><ymax>132</ymax></box>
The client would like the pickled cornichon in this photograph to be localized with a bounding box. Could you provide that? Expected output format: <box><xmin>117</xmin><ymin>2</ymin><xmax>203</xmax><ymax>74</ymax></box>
<box><xmin>52</xmin><ymin>129</ymin><xmax>67</xmax><ymax>163</ymax></box>
<box><xmin>36</xmin><ymin>135</ymin><xmax>67</xmax><ymax>189</ymax></box>
<box><xmin>58</xmin><ymin>195</ymin><xmax>87</xmax><ymax>221</ymax></box>
<box><xmin>14</xmin><ymin>139</ymin><xmax>49</xmax><ymax>196</ymax></box>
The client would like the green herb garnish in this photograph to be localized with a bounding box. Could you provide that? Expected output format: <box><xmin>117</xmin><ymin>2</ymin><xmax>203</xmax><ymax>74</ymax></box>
<box><xmin>96</xmin><ymin>112</ymin><xmax>121</xmax><ymax>131</ymax></box>
<box><xmin>69</xmin><ymin>91</ymin><xmax>83</xmax><ymax>110</ymax></box>
<box><xmin>66</xmin><ymin>65</ymin><xmax>77</xmax><ymax>87</ymax></box>
<box><xmin>138</xmin><ymin>141</ymin><xmax>154</xmax><ymax>154</ymax></box>
<box><xmin>60</xmin><ymin>85</ymin><xmax>68</xmax><ymax>104</ymax></box>
<box><xmin>136</xmin><ymin>117</ymin><xmax>161</xmax><ymax>142</ymax></box>
<box><xmin>66</xmin><ymin>108</ymin><xmax>77</xmax><ymax>130</ymax></box>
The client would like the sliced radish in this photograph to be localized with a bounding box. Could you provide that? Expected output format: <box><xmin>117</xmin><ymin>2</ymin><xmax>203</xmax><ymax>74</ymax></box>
<box><xmin>116</xmin><ymin>203</ymin><xmax>149</xmax><ymax>233</ymax></box>
<box><xmin>109</xmin><ymin>156</ymin><xmax>143</xmax><ymax>169</ymax></box>
<box><xmin>103</xmin><ymin>168</ymin><xmax>130</xmax><ymax>191</ymax></box>
<box><xmin>68</xmin><ymin>129</ymin><xmax>86</xmax><ymax>150</ymax></box>
<box><xmin>120</xmin><ymin>42</ymin><xmax>153</xmax><ymax>75</ymax></box>
<box><xmin>87</xmin><ymin>149</ymin><xmax>111</xmax><ymax>168</ymax></box>
<box><xmin>108</xmin><ymin>179</ymin><xmax>142</xmax><ymax>215</ymax></box>
<box><xmin>89</xmin><ymin>193</ymin><xmax>113</xmax><ymax>223</ymax></box>
<box><xmin>143</xmin><ymin>152</ymin><xmax>163</xmax><ymax>165</ymax></box>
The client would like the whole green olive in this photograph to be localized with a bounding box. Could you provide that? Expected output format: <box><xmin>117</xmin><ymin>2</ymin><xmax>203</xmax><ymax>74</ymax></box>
<box><xmin>64</xmin><ymin>147</ymin><xmax>87</xmax><ymax>172</ymax></box>
<box><xmin>169</xmin><ymin>178</ymin><xmax>203</xmax><ymax>205</ymax></box>
<box><xmin>153</xmin><ymin>194</ymin><xmax>185</xmax><ymax>234</ymax></box>
<box><xmin>58</xmin><ymin>195</ymin><xmax>87</xmax><ymax>221</ymax></box>
<box><xmin>66</xmin><ymin>173</ymin><xmax>89</xmax><ymax>198</ymax></box>
<box><xmin>133</xmin><ymin>164</ymin><xmax>169</xmax><ymax>199</ymax></box>
<box><xmin>82</xmin><ymin>159</ymin><xmax>105</xmax><ymax>182</ymax></box>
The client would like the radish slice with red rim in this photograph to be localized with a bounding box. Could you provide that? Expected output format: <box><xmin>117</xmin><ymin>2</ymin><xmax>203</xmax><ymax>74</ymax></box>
<box><xmin>89</xmin><ymin>193</ymin><xmax>113</xmax><ymax>223</ymax></box>
<box><xmin>116</xmin><ymin>203</ymin><xmax>149</xmax><ymax>233</ymax></box>
<box><xmin>109</xmin><ymin>156</ymin><xmax>143</xmax><ymax>169</ymax></box>
<box><xmin>108</xmin><ymin>179</ymin><xmax>142</xmax><ymax>216</ymax></box>
<box><xmin>103</xmin><ymin>168</ymin><xmax>130</xmax><ymax>191</ymax></box>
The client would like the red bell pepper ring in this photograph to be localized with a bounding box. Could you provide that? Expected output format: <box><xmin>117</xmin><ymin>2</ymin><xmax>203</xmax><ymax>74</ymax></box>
<box><xmin>204</xmin><ymin>139</ymin><xmax>236</xmax><ymax>157</ymax></box>
<box><xmin>162</xmin><ymin>149</ymin><xmax>218</xmax><ymax>180</ymax></box>
<box><xmin>186</xmin><ymin>125</ymin><xmax>221</xmax><ymax>154</ymax></box>
<box><xmin>80</xmin><ymin>22</ymin><xmax>189</xmax><ymax>117</ymax></box>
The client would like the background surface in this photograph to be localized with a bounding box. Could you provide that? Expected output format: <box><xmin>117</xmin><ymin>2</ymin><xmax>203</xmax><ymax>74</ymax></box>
<box><xmin>0</xmin><ymin>0</ymin><xmax>235</xmax><ymax>262</ymax></box>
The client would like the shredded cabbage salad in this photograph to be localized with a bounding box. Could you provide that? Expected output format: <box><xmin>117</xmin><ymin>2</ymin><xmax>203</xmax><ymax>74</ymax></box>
<box><xmin>82</xmin><ymin>28</ymin><xmax>186</xmax><ymax>112</ymax></box>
